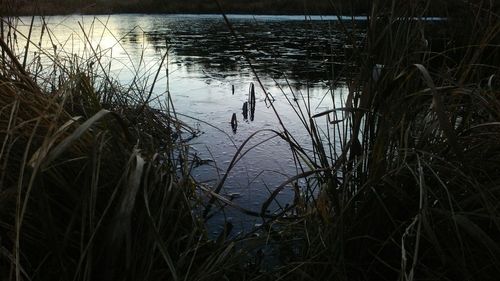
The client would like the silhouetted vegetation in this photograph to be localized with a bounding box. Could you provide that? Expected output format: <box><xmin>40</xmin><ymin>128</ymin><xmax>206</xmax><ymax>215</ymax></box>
<box><xmin>1</xmin><ymin>0</ymin><xmax>500</xmax><ymax>280</ymax></box>
<box><xmin>0</xmin><ymin>14</ymin><xmax>250</xmax><ymax>281</ymax></box>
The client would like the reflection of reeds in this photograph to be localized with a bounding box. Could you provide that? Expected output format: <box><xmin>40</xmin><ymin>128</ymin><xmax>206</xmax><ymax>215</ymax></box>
<box><xmin>248</xmin><ymin>82</ymin><xmax>256</xmax><ymax>121</ymax></box>
<box><xmin>231</xmin><ymin>112</ymin><xmax>238</xmax><ymax>132</ymax></box>
<box><xmin>242</xmin><ymin>101</ymin><xmax>248</xmax><ymax>120</ymax></box>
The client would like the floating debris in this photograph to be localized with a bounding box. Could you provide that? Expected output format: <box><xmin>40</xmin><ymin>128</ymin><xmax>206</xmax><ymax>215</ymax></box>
<box><xmin>228</xmin><ymin>192</ymin><xmax>242</xmax><ymax>199</ymax></box>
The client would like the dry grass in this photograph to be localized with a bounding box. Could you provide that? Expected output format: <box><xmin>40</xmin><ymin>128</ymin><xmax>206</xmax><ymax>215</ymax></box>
<box><xmin>229</xmin><ymin>1</ymin><xmax>500</xmax><ymax>280</ymax></box>
<box><xmin>1</xmin><ymin>1</ymin><xmax>500</xmax><ymax>281</ymax></box>
<box><xmin>0</xmin><ymin>15</ymin><xmax>251</xmax><ymax>281</ymax></box>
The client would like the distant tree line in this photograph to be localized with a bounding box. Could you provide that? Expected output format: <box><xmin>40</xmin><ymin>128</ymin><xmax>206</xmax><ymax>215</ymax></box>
<box><xmin>3</xmin><ymin>0</ymin><xmax>366</xmax><ymax>15</ymax></box>
<box><xmin>1</xmin><ymin>0</ymin><xmax>498</xmax><ymax>17</ymax></box>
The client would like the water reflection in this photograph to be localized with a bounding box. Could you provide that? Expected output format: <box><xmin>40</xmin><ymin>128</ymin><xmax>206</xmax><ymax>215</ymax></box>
<box><xmin>119</xmin><ymin>15</ymin><xmax>362</xmax><ymax>84</ymax></box>
<box><xmin>15</xmin><ymin>14</ymin><xmax>353</xmax><ymax>236</ymax></box>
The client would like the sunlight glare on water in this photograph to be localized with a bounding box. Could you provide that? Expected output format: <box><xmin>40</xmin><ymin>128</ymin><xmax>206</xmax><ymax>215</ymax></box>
<box><xmin>15</xmin><ymin>14</ymin><xmax>354</xmax><ymax>234</ymax></box>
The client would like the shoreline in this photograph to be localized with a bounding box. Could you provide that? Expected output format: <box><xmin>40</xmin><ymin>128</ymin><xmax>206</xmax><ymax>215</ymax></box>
<box><xmin>7</xmin><ymin>12</ymin><xmax>447</xmax><ymax>24</ymax></box>
<box><xmin>1</xmin><ymin>1</ymin><xmax>474</xmax><ymax>17</ymax></box>
<box><xmin>0</xmin><ymin>1</ymin><xmax>358</xmax><ymax>17</ymax></box>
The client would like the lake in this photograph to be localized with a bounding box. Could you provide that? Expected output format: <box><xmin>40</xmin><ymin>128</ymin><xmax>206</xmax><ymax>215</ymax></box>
<box><xmin>14</xmin><ymin>14</ymin><xmax>358</xmax><ymax>235</ymax></box>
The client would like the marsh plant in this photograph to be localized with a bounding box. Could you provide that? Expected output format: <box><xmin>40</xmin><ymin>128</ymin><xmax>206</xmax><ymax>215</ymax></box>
<box><xmin>0</xmin><ymin>15</ymin><xmax>254</xmax><ymax>281</ymax></box>
<box><xmin>250</xmin><ymin>1</ymin><xmax>500</xmax><ymax>280</ymax></box>
<box><xmin>1</xmin><ymin>0</ymin><xmax>500</xmax><ymax>281</ymax></box>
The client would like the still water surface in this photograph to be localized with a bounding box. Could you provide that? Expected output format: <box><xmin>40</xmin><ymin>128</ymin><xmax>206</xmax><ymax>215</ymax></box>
<box><xmin>16</xmin><ymin>14</ymin><xmax>356</xmax><ymax>234</ymax></box>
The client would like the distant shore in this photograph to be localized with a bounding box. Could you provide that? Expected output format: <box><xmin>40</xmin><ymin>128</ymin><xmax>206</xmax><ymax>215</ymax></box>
<box><xmin>0</xmin><ymin>0</ymin><xmax>479</xmax><ymax>17</ymax></box>
<box><xmin>1</xmin><ymin>1</ymin><xmax>358</xmax><ymax>16</ymax></box>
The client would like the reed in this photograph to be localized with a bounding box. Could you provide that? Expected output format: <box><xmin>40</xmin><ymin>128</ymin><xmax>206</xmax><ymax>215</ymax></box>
<box><xmin>1</xmin><ymin>1</ymin><xmax>499</xmax><ymax>280</ymax></box>
<box><xmin>252</xmin><ymin>1</ymin><xmax>500</xmax><ymax>280</ymax></box>
<box><xmin>0</xmin><ymin>16</ymin><xmax>251</xmax><ymax>281</ymax></box>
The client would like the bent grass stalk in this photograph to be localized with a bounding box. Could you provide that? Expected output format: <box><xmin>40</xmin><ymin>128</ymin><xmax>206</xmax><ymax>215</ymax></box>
<box><xmin>200</xmin><ymin>0</ymin><xmax>500</xmax><ymax>280</ymax></box>
<box><xmin>0</xmin><ymin>15</ymin><xmax>250</xmax><ymax>281</ymax></box>
<box><xmin>2</xmin><ymin>1</ymin><xmax>500</xmax><ymax>280</ymax></box>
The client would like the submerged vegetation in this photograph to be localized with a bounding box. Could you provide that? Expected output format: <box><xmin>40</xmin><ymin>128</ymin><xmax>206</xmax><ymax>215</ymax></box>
<box><xmin>1</xmin><ymin>0</ymin><xmax>500</xmax><ymax>280</ymax></box>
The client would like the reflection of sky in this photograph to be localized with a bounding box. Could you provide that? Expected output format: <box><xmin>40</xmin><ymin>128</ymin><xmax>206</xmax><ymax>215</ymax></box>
<box><xmin>15</xmin><ymin>14</ymin><xmax>351</xmax><ymax>235</ymax></box>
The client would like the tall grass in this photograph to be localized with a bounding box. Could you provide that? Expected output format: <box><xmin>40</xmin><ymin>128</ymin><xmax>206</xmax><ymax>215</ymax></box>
<box><xmin>0</xmin><ymin>16</ymin><xmax>252</xmax><ymax>281</ymax></box>
<box><xmin>1</xmin><ymin>1</ymin><xmax>500</xmax><ymax>281</ymax></box>
<box><xmin>250</xmin><ymin>1</ymin><xmax>500</xmax><ymax>280</ymax></box>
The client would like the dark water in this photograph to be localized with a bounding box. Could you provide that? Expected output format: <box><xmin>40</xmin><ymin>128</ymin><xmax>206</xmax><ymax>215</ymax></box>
<box><xmin>143</xmin><ymin>15</ymin><xmax>361</xmax><ymax>82</ymax></box>
<box><xmin>16</xmin><ymin>14</ymin><xmax>358</xmax><ymax>235</ymax></box>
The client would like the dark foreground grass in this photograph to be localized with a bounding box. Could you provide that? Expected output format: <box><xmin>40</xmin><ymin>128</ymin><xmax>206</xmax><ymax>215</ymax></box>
<box><xmin>254</xmin><ymin>1</ymin><xmax>500</xmax><ymax>281</ymax></box>
<box><xmin>0</xmin><ymin>17</ymin><xmax>255</xmax><ymax>281</ymax></box>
